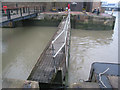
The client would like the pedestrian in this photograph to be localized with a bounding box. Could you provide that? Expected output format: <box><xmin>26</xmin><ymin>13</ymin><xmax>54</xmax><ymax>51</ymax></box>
<box><xmin>68</xmin><ymin>3</ymin><xmax>70</xmax><ymax>12</ymax></box>
<box><xmin>97</xmin><ymin>7</ymin><xmax>100</xmax><ymax>15</ymax></box>
<box><xmin>111</xmin><ymin>9</ymin><xmax>114</xmax><ymax>16</ymax></box>
<box><xmin>92</xmin><ymin>8</ymin><xmax>97</xmax><ymax>13</ymax></box>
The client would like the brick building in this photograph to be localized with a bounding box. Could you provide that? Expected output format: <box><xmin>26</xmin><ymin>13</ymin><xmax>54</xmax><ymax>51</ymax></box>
<box><xmin>2</xmin><ymin>2</ymin><xmax>101</xmax><ymax>12</ymax></box>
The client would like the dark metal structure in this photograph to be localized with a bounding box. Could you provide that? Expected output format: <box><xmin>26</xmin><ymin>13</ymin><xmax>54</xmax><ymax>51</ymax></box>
<box><xmin>0</xmin><ymin>6</ymin><xmax>40</xmax><ymax>27</ymax></box>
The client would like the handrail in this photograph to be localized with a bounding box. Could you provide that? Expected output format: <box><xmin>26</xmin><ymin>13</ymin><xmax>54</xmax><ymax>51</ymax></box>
<box><xmin>53</xmin><ymin>43</ymin><xmax>66</xmax><ymax>58</ymax></box>
<box><xmin>52</xmin><ymin>28</ymin><xmax>65</xmax><ymax>44</ymax></box>
<box><xmin>52</xmin><ymin>16</ymin><xmax>68</xmax><ymax>44</ymax></box>
<box><xmin>52</xmin><ymin>12</ymin><xmax>70</xmax><ymax>58</ymax></box>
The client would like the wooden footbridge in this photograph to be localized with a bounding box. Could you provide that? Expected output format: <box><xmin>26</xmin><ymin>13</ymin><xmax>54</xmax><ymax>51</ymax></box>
<box><xmin>28</xmin><ymin>11</ymin><xmax>71</xmax><ymax>87</ymax></box>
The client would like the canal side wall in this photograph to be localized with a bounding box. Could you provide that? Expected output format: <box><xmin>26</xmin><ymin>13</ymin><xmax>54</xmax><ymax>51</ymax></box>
<box><xmin>2</xmin><ymin>12</ymin><xmax>115</xmax><ymax>30</ymax></box>
<box><xmin>14</xmin><ymin>13</ymin><xmax>64</xmax><ymax>27</ymax></box>
<box><xmin>71</xmin><ymin>14</ymin><xmax>116</xmax><ymax>30</ymax></box>
<box><xmin>31</xmin><ymin>13</ymin><xmax>65</xmax><ymax>27</ymax></box>
<box><xmin>30</xmin><ymin>13</ymin><xmax>116</xmax><ymax>30</ymax></box>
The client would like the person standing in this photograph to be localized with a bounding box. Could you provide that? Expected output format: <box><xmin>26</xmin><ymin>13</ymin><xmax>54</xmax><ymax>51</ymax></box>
<box><xmin>97</xmin><ymin>7</ymin><xmax>100</xmax><ymax>15</ymax></box>
<box><xmin>68</xmin><ymin>3</ymin><xmax>70</xmax><ymax>12</ymax></box>
<box><xmin>92</xmin><ymin>8</ymin><xmax>97</xmax><ymax>13</ymax></box>
<box><xmin>111</xmin><ymin>9</ymin><xmax>114</xmax><ymax>16</ymax></box>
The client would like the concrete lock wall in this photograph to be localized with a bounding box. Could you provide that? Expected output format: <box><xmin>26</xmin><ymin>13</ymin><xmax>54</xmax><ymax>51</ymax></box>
<box><xmin>32</xmin><ymin>13</ymin><xmax>115</xmax><ymax>30</ymax></box>
<box><xmin>30</xmin><ymin>13</ymin><xmax>64</xmax><ymax>27</ymax></box>
<box><xmin>2</xmin><ymin>13</ymin><xmax>115</xmax><ymax>30</ymax></box>
<box><xmin>71</xmin><ymin>14</ymin><xmax>115</xmax><ymax>30</ymax></box>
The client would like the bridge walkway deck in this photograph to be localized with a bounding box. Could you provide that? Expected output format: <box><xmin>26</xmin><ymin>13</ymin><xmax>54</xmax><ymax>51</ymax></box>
<box><xmin>28</xmin><ymin>18</ymin><xmax>69</xmax><ymax>83</ymax></box>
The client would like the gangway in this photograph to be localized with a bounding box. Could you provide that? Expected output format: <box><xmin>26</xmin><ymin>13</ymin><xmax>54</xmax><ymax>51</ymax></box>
<box><xmin>28</xmin><ymin>11</ymin><xmax>71</xmax><ymax>87</ymax></box>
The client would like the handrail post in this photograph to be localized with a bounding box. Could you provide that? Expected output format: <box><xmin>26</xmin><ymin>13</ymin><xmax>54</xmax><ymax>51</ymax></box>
<box><xmin>52</xmin><ymin>44</ymin><xmax>55</xmax><ymax>62</ymax></box>
<box><xmin>26</xmin><ymin>7</ymin><xmax>27</xmax><ymax>13</ymax></box>
<box><xmin>28</xmin><ymin>7</ymin><xmax>30</xmax><ymax>14</ymax></box>
<box><xmin>39</xmin><ymin>6</ymin><xmax>41</xmax><ymax>13</ymax></box>
<box><xmin>52</xmin><ymin>43</ymin><xmax>56</xmax><ymax>73</ymax></box>
<box><xmin>23</xmin><ymin>7</ymin><xmax>25</xmax><ymax>13</ymax></box>
<box><xmin>52</xmin><ymin>13</ymin><xmax>70</xmax><ymax>58</ymax></box>
<box><xmin>51</xmin><ymin>10</ymin><xmax>70</xmax><ymax>74</ymax></box>
<box><xmin>16</xmin><ymin>8</ymin><xmax>18</xmax><ymax>14</ymax></box>
<box><xmin>34</xmin><ymin>6</ymin><xmax>35</xmax><ymax>13</ymax></box>
<box><xmin>52</xmin><ymin>43</ymin><xmax>55</xmax><ymax>58</ymax></box>
<box><xmin>7</xmin><ymin>9</ymin><xmax>11</xmax><ymax>20</ymax></box>
<box><xmin>36</xmin><ymin>6</ymin><xmax>38</xmax><ymax>13</ymax></box>
<box><xmin>20</xmin><ymin>8</ymin><xmax>22</xmax><ymax>16</ymax></box>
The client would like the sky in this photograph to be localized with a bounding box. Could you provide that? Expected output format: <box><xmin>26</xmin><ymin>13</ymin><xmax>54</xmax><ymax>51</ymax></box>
<box><xmin>101</xmin><ymin>0</ymin><xmax>120</xmax><ymax>3</ymax></box>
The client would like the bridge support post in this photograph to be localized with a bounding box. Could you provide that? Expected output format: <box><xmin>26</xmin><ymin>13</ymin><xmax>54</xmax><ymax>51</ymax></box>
<box><xmin>28</xmin><ymin>7</ymin><xmax>30</xmax><ymax>15</ymax></box>
<box><xmin>7</xmin><ymin>9</ymin><xmax>11</xmax><ymax>20</ymax></box>
<box><xmin>25</xmin><ymin>7</ymin><xmax>27</xmax><ymax>13</ymax></box>
<box><xmin>20</xmin><ymin>8</ymin><xmax>22</xmax><ymax>16</ymax></box>
<box><xmin>23</xmin><ymin>7</ymin><xmax>25</xmax><ymax>13</ymax></box>
<box><xmin>16</xmin><ymin>8</ymin><xmax>18</xmax><ymax>14</ymax></box>
<box><xmin>39</xmin><ymin>6</ymin><xmax>41</xmax><ymax>13</ymax></box>
<box><xmin>34</xmin><ymin>6</ymin><xmax>35</xmax><ymax>13</ymax></box>
<box><xmin>40</xmin><ymin>6</ymin><xmax>41</xmax><ymax>13</ymax></box>
<box><xmin>36</xmin><ymin>7</ymin><xmax>38</xmax><ymax>13</ymax></box>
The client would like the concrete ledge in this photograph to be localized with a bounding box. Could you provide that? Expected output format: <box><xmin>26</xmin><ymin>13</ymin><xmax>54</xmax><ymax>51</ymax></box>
<box><xmin>2</xmin><ymin>78</ymin><xmax>39</xmax><ymax>89</ymax></box>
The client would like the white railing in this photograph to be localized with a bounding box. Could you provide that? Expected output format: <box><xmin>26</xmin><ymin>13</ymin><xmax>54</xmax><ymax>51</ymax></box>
<box><xmin>52</xmin><ymin>11</ymin><xmax>70</xmax><ymax>58</ymax></box>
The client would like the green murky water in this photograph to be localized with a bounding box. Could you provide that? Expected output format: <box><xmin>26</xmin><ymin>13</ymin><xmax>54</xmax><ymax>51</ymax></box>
<box><xmin>2</xmin><ymin>26</ymin><xmax>56</xmax><ymax>80</ymax></box>
<box><xmin>68</xmin><ymin>12</ymin><xmax>119</xmax><ymax>85</ymax></box>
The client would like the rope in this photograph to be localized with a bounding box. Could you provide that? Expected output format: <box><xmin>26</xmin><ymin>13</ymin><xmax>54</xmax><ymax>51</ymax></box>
<box><xmin>99</xmin><ymin>68</ymin><xmax>109</xmax><ymax>88</ymax></box>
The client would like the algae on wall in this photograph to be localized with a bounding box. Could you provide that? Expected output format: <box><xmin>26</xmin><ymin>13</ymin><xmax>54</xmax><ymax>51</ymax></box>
<box><xmin>71</xmin><ymin>14</ymin><xmax>116</xmax><ymax>30</ymax></box>
<box><xmin>27</xmin><ymin>14</ymin><xmax>64</xmax><ymax>27</ymax></box>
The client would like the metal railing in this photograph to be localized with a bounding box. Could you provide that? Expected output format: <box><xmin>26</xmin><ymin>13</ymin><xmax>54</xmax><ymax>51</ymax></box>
<box><xmin>51</xmin><ymin>10</ymin><xmax>70</xmax><ymax>72</ymax></box>
<box><xmin>2</xmin><ymin>6</ymin><xmax>40</xmax><ymax>20</ymax></box>
<box><xmin>52</xmin><ymin>11</ymin><xmax>70</xmax><ymax>58</ymax></box>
